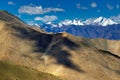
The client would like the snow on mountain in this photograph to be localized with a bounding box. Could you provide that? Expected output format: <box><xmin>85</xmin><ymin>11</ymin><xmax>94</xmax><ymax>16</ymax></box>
<box><xmin>40</xmin><ymin>17</ymin><xmax>119</xmax><ymax>28</ymax></box>
<box><xmin>57</xmin><ymin>17</ymin><xmax>118</xmax><ymax>27</ymax></box>
<box><xmin>59</xmin><ymin>19</ymin><xmax>84</xmax><ymax>26</ymax></box>
<box><xmin>84</xmin><ymin>17</ymin><xmax>118</xmax><ymax>26</ymax></box>
<box><xmin>46</xmin><ymin>22</ymin><xmax>58</xmax><ymax>27</ymax></box>
<box><xmin>44</xmin><ymin>19</ymin><xmax>84</xmax><ymax>28</ymax></box>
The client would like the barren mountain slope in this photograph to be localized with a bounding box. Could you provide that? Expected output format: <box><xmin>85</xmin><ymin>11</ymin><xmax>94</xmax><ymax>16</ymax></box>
<box><xmin>82</xmin><ymin>38</ymin><xmax>120</xmax><ymax>56</ymax></box>
<box><xmin>0</xmin><ymin>60</ymin><xmax>64</xmax><ymax>80</ymax></box>
<box><xmin>0</xmin><ymin>11</ymin><xmax>120</xmax><ymax>80</ymax></box>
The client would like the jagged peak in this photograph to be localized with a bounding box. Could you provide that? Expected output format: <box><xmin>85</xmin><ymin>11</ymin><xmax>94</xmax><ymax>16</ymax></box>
<box><xmin>42</xmin><ymin>17</ymin><xmax>118</xmax><ymax>28</ymax></box>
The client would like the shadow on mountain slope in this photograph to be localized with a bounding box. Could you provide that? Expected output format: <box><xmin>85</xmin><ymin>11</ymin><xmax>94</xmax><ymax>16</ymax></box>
<box><xmin>98</xmin><ymin>49</ymin><xmax>120</xmax><ymax>59</ymax></box>
<box><xmin>10</xmin><ymin>24</ymin><xmax>84</xmax><ymax>73</ymax></box>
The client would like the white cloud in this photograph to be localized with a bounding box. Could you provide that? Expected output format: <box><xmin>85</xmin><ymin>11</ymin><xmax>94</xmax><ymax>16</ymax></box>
<box><xmin>76</xmin><ymin>3</ymin><xmax>88</xmax><ymax>10</ymax></box>
<box><xmin>34</xmin><ymin>15</ymin><xmax>58</xmax><ymax>22</ymax></box>
<box><xmin>91</xmin><ymin>2</ymin><xmax>97</xmax><ymax>8</ymax></box>
<box><xmin>107</xmin><ymin>4</ymin><xmax>114</xmax><ymax>10</ymax></box>
<box><xmin>8</xmin><ymin>1</ymin><xmax>15</xmax><ymax>5</ymax></box>
<box><xmin>110</xmin><ymin>14</ymin><xmax>120</xmax><ymax>23</ymax></box>
<box><xmin>18</xmin><ymin>5</ymin><xmax>64</xmax><ymax>15</ymax></box>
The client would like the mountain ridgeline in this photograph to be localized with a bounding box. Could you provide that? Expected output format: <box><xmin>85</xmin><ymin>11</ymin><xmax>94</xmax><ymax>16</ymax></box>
<box><xmin>0</xmin><ymin>10</ymin><xmax>120</xmax><ymax>80</ymax></box>
<box><xmin>41</xmin><ymin>21</ymin><xmax>120</xmax><ymax>40</ymax></box>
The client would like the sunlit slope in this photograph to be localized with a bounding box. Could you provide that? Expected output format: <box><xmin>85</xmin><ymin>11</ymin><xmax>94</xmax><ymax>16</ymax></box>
<box><xmin>0</xmin><ymin>61</ymin><xmax>63</xmax><ymax>80</ymax></box>
<box><xmin>0</xmin><ymin>10</ymin><xmax>120</xmax><ymax>80</ymax></box>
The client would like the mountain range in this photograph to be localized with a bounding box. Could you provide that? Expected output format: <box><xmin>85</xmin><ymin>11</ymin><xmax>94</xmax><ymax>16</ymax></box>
<box><xmin>40</xmin><ymin>17</ymin><xmax>120</xmax><ymax>40</ymax></box>
<box><xmin>0</xmin><ymin>10</ymin><xmax>120</xmax><ymax>80</ymax></box>
<box><xmin>44</xmin><ymin>16</ymin><xmax>119</xmax><ymax>27</ymax></box>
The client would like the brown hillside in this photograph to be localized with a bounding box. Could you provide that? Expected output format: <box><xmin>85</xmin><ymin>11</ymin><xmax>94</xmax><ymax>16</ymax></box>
<box><xmin>0</xmin><ymin>10</ymin><xmax>120</xmax><ymax>80</ymax></box>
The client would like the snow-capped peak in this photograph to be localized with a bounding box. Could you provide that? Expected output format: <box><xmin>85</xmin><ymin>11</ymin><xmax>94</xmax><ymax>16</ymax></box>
<box><xmin>84</xmin><ymin>17</ymin><xmax>117</xmax><ymax>26</ymax></box>
<box><xmin>60</xmin><ymin>19</ymin><xmax>72</xmax><ymax>25</ymax></box>
<box><xmin>42</xmin><ymin>17</ymin><xmax>118</xmax><ymax>28</ymax></box>
<box><xmin>46</xmin><ymin>21</ymin><xmax>52</xmax><ymax>24</ymax></box>
<box><xmin>59</xmin><ymin>19</ymin><xmax>84</xmax><ymax>26</ymax></box>
<box><xmin>59</xmin><ymin>17</ymin><xmax>117</xmax><ymax>27</ymax></box>
<box><xmin>46</xmin><ymin>22</ymin><xmax>58</xmax><ymax>27</ymax></box>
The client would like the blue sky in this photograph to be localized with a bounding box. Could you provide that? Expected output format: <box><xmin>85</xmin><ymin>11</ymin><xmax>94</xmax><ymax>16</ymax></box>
<box><xmin>0</xmin><ymin>0</ymin><xmax>120</xmax><ymax>24</ymax></box>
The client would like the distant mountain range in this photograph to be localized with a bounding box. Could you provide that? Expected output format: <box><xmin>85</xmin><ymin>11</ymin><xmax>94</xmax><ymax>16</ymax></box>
<box><xmin>44</xmin><ymin>17</ymin><xmax>119</xmax><ymax>27</ymax></box>
<box><xmin>39</xmin><ymin>17</ymin><xmax>120</xmax><ymax>40</ymax></box>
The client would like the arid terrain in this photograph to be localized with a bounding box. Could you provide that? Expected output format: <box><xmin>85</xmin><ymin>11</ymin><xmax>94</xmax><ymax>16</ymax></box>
<box><xmin>0</xmin><ymin>10</ymin><xmax>120</xmax><ymax>80</ymax></box>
